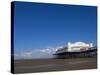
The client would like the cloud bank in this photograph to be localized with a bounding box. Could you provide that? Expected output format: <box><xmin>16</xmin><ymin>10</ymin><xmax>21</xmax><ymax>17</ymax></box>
<box><xmin>14</xmin><ymin>46</ymin><xmax>63</xmax><ymax>60</ymax></box>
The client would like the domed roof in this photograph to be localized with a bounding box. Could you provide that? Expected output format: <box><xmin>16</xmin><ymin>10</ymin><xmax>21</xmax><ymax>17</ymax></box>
<box><xmin>73</xmin><ymin>41</ymin><xmax>89</xmax><ymax>46</ymax></box>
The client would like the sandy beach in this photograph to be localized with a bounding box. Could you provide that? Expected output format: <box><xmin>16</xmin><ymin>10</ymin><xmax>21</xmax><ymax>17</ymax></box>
<box><xmin>13</xmin><ymin>56</ymin><xmax>97</xmax><ymax>74</ymax></box>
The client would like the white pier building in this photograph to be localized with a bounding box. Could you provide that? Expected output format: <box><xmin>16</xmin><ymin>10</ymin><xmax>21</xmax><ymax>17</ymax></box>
<box><xmin>67</xmin><ymin>42</ymin><xmax>93</xmax><ymax>52</ymax></box>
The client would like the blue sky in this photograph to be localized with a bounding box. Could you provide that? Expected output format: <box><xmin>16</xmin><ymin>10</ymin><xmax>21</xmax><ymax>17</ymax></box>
<box><xmin>13</xmin><ymin>2</ymin><xmax>97</xmax><ymax>59</ymax></box>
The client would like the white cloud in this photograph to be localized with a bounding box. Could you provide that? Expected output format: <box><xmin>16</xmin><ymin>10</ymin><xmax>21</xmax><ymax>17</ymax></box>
<box><xmin>14</xmin><ymin>46</ymin><xmax>63</xmax><ymax>59</ymax></box>
<box><xmin>20</xmin><ymin>51</ymin><xmax>33</xmax><ymax>59</ymax></box>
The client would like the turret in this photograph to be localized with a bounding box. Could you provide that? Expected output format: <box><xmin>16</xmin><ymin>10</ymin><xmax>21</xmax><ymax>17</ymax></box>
<box><xmin>90</xmin><ymin>43</ymin><xmax>93</xmax><ymax>47</ymax></box>
<box><xmin>67</xmin><ymin>42</ymin><xmax>71</xmax><ymax>51</ymax></box>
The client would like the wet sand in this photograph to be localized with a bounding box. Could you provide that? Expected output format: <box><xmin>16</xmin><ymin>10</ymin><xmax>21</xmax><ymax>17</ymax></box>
<box><xmin>13</xmin><ymin>56</ymin><xmax>97</xmax><ymax>74</ymax></box>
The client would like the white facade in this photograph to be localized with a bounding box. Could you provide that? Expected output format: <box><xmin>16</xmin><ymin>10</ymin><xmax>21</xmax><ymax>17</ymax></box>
<box><xmin>67</xmin><ymin>42</ymin><xmax>93</xmax><ymax>52</ymax></box>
